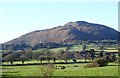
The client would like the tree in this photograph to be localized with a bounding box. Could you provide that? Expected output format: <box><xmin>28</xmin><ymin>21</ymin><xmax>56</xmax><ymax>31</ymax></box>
<box><xmin>55</xmin><ymin>49</ymin><xmax>64</xmax><ymax>60</ymax></box>
<box><xmin>74</xmin><ymin>52</ymin><xmax>82</xmax><ymax>61</ymax></box>
<box><xmin>46</xmin><ymin>56</ymin><xmax>52</xmax><ymax>63</ymax></box>
<box><xmin>51</xmin><ymin>52</ymin><xmax>57</xmax><ymax>63</ymax></box>
<box><xmin>19</xmin><ymin>54</ymin><xmax>28</xmax><ymax>64</ymax></box>
<box><xmin>108</xmin><ymin>54</ymin><xmax>117</xmax><ymax>62</ymax></box>
<box><xmin>65</xmin><ymin>46</ymin><xmax>70</xmax><ymax>51</ymax></box>
<box><xmin>82</xmin><ymin>45</ymin><xmax>86</xmax><ymax>51</ymax></box>
<box><xmin>32</xmin><ymin>51</ymin><xmax>43</xmax><ymax>60</ymax></box>
<box><xmin>43</xmin><ymin>50</ymin><xmax>53</xmax><ymax>63</ymax></box>
<box><xmin>44</xmin><ymin>50</ymin><xmax>52</xmax><ymax>57</ymax></box>
<box><xmin>73</xmin><ymin>58</ymin><xmax>77</xmax><ymax>63</ymax></box>
<box><xmin>62</xmin><ymin>51</ymin><xmax>72</xmax><ymax>63</ymax></box>
<box><xmin>23</xmin><ymin>48</ymin><xmax>33</xmax><ymax>60</ymax></box>
<box><xmin>89</xmin><ymin>49</ymin><xmax>95</xmax><ymax>61</ymax></box>
<box><xmin>100</xmin><ymin>45</ymin><xmax>104</xmax><ymax>52</ymax></box>
<box><xmin>63</xmin><ymin>52</ymin><xmax>68</xmax><ymax>63</ymax></box>
<box><xmin>3</xmin><ymin>53</ymin><xmax>19</xmax><ymax>65</ymax></box>
<box><xmin>81</xmin><ymin>50</ymin><xmax>88</xmax><ymax>62</ymax></box>
<box><xmin>98</xmin><ymin>51</ymin><xmax>103</xmax><ymax>58</ymax></box>
<box><xmin>38</xmin><ymin>56</ymin><xmax>45</xmax><ymax>63</ymax></box>
<box><xmin>53</xmin><ymin>57</ymin><xmax>56</xmax><ymax>63</ymax></box>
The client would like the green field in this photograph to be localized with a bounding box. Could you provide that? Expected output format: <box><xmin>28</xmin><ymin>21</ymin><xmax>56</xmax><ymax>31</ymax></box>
<box><xmin>1</xmin><ymin>44</ymin><xmax>119</xmax><ymax>77</ymax></box>
<box><xmin>2</xmin><ymin>59</ymin><xmax>89</xmax><ymax>65</ymax></box>
<box><xmin>2</xmin><ymin>63</ymin><xmax>118</xmax><ymax>77</ymax></box>
<box><xmin>33</xmin><ymin>44</ymin><xmax>118</xmax><ymax>53</ymax></box>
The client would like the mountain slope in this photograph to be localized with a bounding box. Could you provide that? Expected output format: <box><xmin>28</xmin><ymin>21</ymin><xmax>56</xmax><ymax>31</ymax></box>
<box><xmin>4</xmin><ymin>21</ymin><xmax>118</xmax><ymax>45</ymax></box>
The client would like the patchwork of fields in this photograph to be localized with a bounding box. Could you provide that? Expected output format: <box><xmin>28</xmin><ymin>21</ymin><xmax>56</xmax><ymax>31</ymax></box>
<box><xmin>1</xmin><ymin>44</ymin><xmax>119</xmax><ymax>77</ymax></box>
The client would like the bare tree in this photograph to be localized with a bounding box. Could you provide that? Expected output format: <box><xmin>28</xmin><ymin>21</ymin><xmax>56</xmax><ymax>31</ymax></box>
<box><xmin>19</xmin><ymin>54</ymin><xmax>28</xmax><ymax>64</ymax></box>
<box><xmin>89</xmin><ymin>49</ymin><xmax>95</xmax><ymax>61</ymax></box>
<box><xmin>3</xmin><ymin>53</ymin><xmax>19</xmax><ymax>65</ymax></box>
<box><xmin>55</xmin><ymin>49</ymin><xmax>64</xmax><ymax>60</ymax></box>
<box><xmin>82</xmin><ymin>45</ymin><xmax>86</xmax><ymax>51</ymax></box>
<box><xmin>62</xmin><ymin>51</ymin><xmax>72</xmax><ymax>63</ymax></box>
<box><xmin>74</xmin><ymin>52</ymin><xmax>82</xmax><ymax>61</ymax></box>
<box><xmin>23</xmin><ymin>48</ymin><xmax>33</xmax><ymax>60</ymax></box>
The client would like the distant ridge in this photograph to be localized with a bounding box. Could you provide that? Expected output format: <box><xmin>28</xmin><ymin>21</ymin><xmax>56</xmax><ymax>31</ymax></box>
<box><xmin>4</xmin><ymin>21</ymin><xmax>118</xmax><ymax>45</ymax></box>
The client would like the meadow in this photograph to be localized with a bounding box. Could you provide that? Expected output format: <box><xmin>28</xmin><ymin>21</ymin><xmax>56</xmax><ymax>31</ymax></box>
<box><xmin>34</xmin><ymin>44</ymin><xmax>118</xmax><ymax>53</ymax></box>
<box><xmin>2</xmin><ymin>63</ymin><xmax>118</xmax><ymax>77</ymax></box>
<box><xmin>1</xmin><ymin>44</ymin><xmax>119</xmax><ymax>77</ymax></box>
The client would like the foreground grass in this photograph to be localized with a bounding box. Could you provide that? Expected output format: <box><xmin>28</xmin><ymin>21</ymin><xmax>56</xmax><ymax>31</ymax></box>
<box><xmin>2</xmin><ymin>63</ymin><xmax>118</xmax><ymax>77</ymax></box>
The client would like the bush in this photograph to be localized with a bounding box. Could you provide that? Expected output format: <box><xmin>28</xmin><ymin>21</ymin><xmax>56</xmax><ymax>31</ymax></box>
<box><xmin>84</xmin><ymin>63</ymin><xmax>99</xmax><ymax>68</ymax></box>
<box><xmin>72</xmin><ymin>59</ymin><xmax>77</xmax><ymax>63</ymax></box>
<box><xmin>40</xmin><ymin>63</ymin><xmax>55</xmax><ymax>77</ymax></box>
<box><xmin>74</xmin><ymin>65</ymin><xmax>78</xmax><ymax>67</ymax></box>
<box><xmin>117</xmin><ymin>57</ymin><xmax>120</xmax><ymax>63</ymax></box>
<box><xmin>94</xmin><ymin>56</ymin><xmax>108</xmax><ymax>67</ymax></box>
<box><xmin>108</xmin><ymin>54</ymin><xmax>116</xmax><ymax>62</ymax></box>
<box><xmin>59</xmin><ymin>66</ymin><xmax>66</xmax><ymax>69</ymax></box>
<box><xmin>61</xmin><ymin>66</ymin><xmax>65</xmax><ymax>69</ymax></box>
<box><xmin>85</xmin><ymin>56</ymin><xmax>108</xmax><ymax>68</ymax></box>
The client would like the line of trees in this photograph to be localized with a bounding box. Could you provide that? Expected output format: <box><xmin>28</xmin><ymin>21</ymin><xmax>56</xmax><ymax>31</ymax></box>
<box><xmin>2</xmin><ymin>47</ymin><xmax>118</xmax><ymax>65</ymax></box>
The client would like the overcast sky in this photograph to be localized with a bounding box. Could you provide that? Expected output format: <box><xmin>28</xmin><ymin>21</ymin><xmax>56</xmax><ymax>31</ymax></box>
<box><xmin>0</xmin><ymin>0</ymin><xmax>119</xmax><ymax>43</ymax></box>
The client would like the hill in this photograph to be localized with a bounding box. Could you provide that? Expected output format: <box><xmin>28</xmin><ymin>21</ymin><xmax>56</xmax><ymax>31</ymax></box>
<box><xmin>2</xmin><ymin>21</ymin><xmax>118</xmax><ymax>50</ymax></box>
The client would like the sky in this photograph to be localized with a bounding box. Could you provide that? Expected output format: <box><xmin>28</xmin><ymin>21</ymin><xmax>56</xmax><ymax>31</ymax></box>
<box><xmin>0</xmin><ymin>0</ymin><xmax>119</xmax><ymax>44</ymax></box>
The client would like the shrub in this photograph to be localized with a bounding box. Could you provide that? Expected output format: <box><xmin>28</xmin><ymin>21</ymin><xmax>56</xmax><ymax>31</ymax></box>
<box><xmin>72</xmin><ymin>59</ymin><xmax>77</xmax><ymax>63</ymax></box>
<box><xmin>84</xmin><ymin>56</ymin><xmax>108</xmax><ymax>68</ymax></box>
<box><xmin>60</xmin><ymin>66</ymin><xmax>65</xmax><ymax>69</ymax></box>
<box><xmin>95</xmin><ymin>56</ymin><xmax>108</xmax><ymax>66</ymax></box>
<box><xmin>74</xmin><ymin>65</ymin><xmax>78</xmax><ymax>67</ymax></box>
<box><xmin>84</xmin><ymin>63</ymin><xmax>99</xmax><ymax>68</ymax></box>
<box><xmin>108</xmin><ymin>54</ymin><xmax>116</xmax><ymax>62</ymax></box>
<box><xmin>58</xmin><ymin>66</ymin><xmax>66</xmax><ymax>69</ymax></box>
<box><xmin>40</xmin><ymin>63</ymin><xmax>55</xmax><ymax>77</ymax></box>
<box><xmin>117</xmin><ymin>57</ymin><xmax>120</xmax><ymax>63</ymax></box>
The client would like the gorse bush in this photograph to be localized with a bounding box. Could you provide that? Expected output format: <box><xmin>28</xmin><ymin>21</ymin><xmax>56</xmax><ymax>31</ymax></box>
<box><xmin>84</xmin><ymin>63</ymin><xmax>99</xmax><ymax>68</ymax></box>
<box><xmin>40</xmin><ymin>63</ymin><xmax>55</xmax><ymax>77</ymax></box>
<box><xmin>94</xmin><ymin>56</ymin><xmax>108</xmax><ymax>67</ymax></box>
<box><xmin>108</xmin><ymin>54</ymin><xmax>116</xmax><ymax>62</ymax></box>
<box><xmin>85</xmin><ymin>55</ymin><xmax>109</xmax><ymax>68</ymax></box>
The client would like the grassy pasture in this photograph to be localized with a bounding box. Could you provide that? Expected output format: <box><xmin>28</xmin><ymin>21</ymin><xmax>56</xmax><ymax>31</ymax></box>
<box><xmin>1</xmin><ymin>44</ymin><xmax>118</xmax><ymax>77</ymax></box>
<box><xmin>2</xmin><ymin>59</ymin><xmax>89</xmax><ymax>65</ymax></box>
<box><xmin>32</xmin><ymin>44</ymin><xmax>118</xmax><ymax>53</ymax></box>
<box><xmin>2</xmin><ymin>63</ymin><xmax>118</xmax><ymax>77</ymax></box>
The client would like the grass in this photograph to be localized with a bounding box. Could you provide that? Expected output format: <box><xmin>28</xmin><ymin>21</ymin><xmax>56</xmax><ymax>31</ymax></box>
<box><xmin>2</xmin><ymin>60</ymin><xmax>40</xmax><ymax>65</ymax></box>
<box><xmin>49</xmin><ymin>47</ymin><xmax>66</xmax><ymax>52</ymax></box>
<box><xmin>32</xmin><ymin>44</ymin><xmax>118</xmax><ymax>53</ymax></box>
<box><xmin>2</xmin><ymin>63</ymin><xmax>118</xmax><ymax>77</ymax></box>
<box><xmin>2</xmin><ymin>59</ymin><xmax>88</xmax><ymax>65</ymax></box>
<box><xmin>54</xmin><ymin>63</ymin><xmax>118</xmax><ymax>76</ymax></box>
<box><xmin>1</xmin><ymin>44</ymin><xmax>118</xmax><ymax>77</ymax></box>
